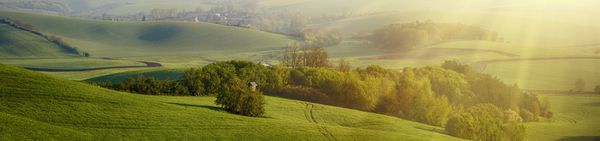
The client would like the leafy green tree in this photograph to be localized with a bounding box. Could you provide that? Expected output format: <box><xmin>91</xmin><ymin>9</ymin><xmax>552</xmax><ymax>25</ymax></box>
<box><xmin>215</xmin><ymin>78</ymin><xmax>265</xmax><ymax>117</ymax></box>
<box><xmin>446</xmin><ymin>104</ymin><xmax>522</xmax><ymax>141</ymax></box>
<box><xmin>181</xmin><ymin>67</ymin><xmax>204</xmax><ymax>96</ymax></box>
<box><xmin>368</xmin><ymin>21</ymin><xmax>500</xmax><ymax>51</ymax></box>
<box><xmin>414</xmin><ymin>66</ymin><xmax>473</xmax><ymax>104</ymax></box>
<box><xmin>519</xmin><ymin>109</ymin><xmax>538</xmax><ymax>122</ymax></box>
<box><xmin>502</xmin><ymin>121</ymin><xmax>526</xmax><ymax>141</ymax></box>
<box><xmin>337</xmin><ymin>58</ymin><xmax>351</xmax><ymax>72</ymax></box>
<box><xmin>200</xmin><ymin>62</ymin><xmax>237</xmax><ymax>95</ymax></box>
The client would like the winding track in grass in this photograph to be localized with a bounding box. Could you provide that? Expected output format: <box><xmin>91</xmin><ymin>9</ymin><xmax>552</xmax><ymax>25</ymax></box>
<box><xmin>23</xmin><ymin>61</ymin><xmax>162</xmax><ymax>72</ymax></box>
<box><xmin>303</xmin><ymin>103</ymin><xmax>338</xmax><ymax>141</ymax></box>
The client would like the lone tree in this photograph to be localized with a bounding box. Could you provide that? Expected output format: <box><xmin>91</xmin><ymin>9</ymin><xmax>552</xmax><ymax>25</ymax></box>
<box><xmin>575</xmin><ymin>78</ymin><xmax>586</xmax><ymax>92</ymax></box>
<box><xmin>215</xmin><ymin>78</ymin><xmax>265</xmax><ymax>117</ymax></box>
<box><xmin>338</xmin><ymin>58</ymin><xmax>351</xmax><ymax>72</ymax></box>
<box><xmin>595</xmin><ymin>85</ymin><xmax>600</xmax><ymax>94</ymax></box>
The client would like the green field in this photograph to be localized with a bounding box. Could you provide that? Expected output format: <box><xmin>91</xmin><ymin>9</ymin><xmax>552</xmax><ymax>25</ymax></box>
<box><xmin>0</xmin><ymin>1</ymin><xmax>598</xmax><ymax>140</ymax></box>
<box><xmin>526</xmin><ymin>94</ymin><xmax>600</xmax><ymax>141</ymax></box>
<box><xmin>481</xmin><ymin>59</ymin><xmax>600</xmax><ymax>91</ymax></box>
<box><xmin>0</xmin><ymin>64</ymin><xmax>464</xmax><ymax>141</ymax></box>
<box><xmin>0</xmin><ymin>24</ymin><xmax>72</xmax><ymax>58</ymax></box>
<box><xmin>0</xmin><ymin>12</ymin><xmax>293</xmax><ymax>58</ymax></box>
<box><xmin>0</xmin><ymin>58</ymin><xmax>145</xmax><ymax>69</ymax></box>
<box><xmin>0</xmin><ymin>11</ymin><xmax>293</xmax><ymax>79</ymax></box>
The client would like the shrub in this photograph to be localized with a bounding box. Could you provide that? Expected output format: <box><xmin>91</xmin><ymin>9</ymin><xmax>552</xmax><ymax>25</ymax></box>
<box><xmin>519</xmin><ymin>109</ymin><xmax>539</xmax><ymax>122</ymax></box>
<box><xmin>502</xmin><ymin>121</ymin><xmax>526</xmax><ymax>141</ymax></box>
<box><xmin>446</xmin><ymin>104</ymin><xmax>525</xmax><ymax>141</ymax></box>
<box><xmin>180</xmin><ymin>67</ymin><xmax>204</xmax><ymax>96</ymax></box>
<box><xmin>215</xmin><ymin>78</ymin><xmax>266</xmax><ymax>117</ymax></box>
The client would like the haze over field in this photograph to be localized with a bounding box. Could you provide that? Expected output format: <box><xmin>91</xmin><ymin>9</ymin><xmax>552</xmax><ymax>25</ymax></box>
<box><xmin>0</xmin><ymin>0</ymin><xmax>599</xmax><ymax>141</ymax></box>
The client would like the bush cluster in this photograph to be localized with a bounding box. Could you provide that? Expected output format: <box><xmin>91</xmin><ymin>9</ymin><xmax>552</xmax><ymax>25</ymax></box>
<box><xmin>367</xmin><ymin>20</ymin><xmax>502</xmax><ymax>51</ymax></box>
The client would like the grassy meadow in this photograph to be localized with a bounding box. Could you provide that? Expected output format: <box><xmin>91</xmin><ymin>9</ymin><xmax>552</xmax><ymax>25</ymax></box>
<box><xmin>0</xmin><ymin>64</ymin><xmax>464</xmax><ymax>141</ymax></box>
<box><xmin>0</xmin><ymin>24</ymin><xmax>72</xmax><ymax>58</ymax></box>
<box><xmin>0</xmin><ymin>0</ymin><xmax>599</xmax><ymax>140</ymax></box>
<box><xmin>0</xmin><ymin>12</ymin><xmax>293</xmax><ymax>58</ymax></box>
<box><xmin>524</xmin><ymin>94</ymin><xmax>600</xmax><ymax>141</ymax></box>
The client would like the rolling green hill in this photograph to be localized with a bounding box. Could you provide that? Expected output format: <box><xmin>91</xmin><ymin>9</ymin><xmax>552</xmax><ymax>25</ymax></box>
<box><xmin>0</xmin><ymin>12</ymin><xmax>293</xmax><ymax>58</ymax></box>
<box><xmin>0</xmin><ymin>64</ymin><xmax>463</xmax><ymax>140</ymax></box>
<box><xmin>0</xmin><ymin>24</ymin><xmax>72</xmax><ymax>58</ymax></box>
<box><xmin>527</xmin><ymin>94</ymin><xmax>600</xmax><ymax>141</ymax></box>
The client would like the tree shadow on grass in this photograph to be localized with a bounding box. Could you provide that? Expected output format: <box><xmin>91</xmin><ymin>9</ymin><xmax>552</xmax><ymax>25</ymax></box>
<box><xmin>557</xmin><ymin>136</ymin><xmax>600</xmax><ymax>141</ymax></box>
<box><xmin>166</xmin><ymin>102</ymin><xmax>272</xmax><ymax>119</ymax></box>
<box><xmin>167</xmin><ymin>102</ymin><xmax>224</xmax><ymax>111</ymax></box>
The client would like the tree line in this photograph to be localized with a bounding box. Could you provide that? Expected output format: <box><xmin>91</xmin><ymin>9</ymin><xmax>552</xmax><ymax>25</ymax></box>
<box><xmin>95</xmin><ymin>54</ymin><xmax>550</xmax><ymax>141</ymax></box>
<box><xmin>281</xmin><ymin>42</ymin><xmax>330</xmax><ymax>68</ymax></box>
<box><xmin>365</xmin><ymin>20</ymin><xmax>502</xmax><ymax>51</ymax></box>
<box><xmin>0</xmin><ymin>18</ymin><xmax>90</xmax><ymax>57</ymax></box>
<box><xmin>299</xmin><ymin>29</ymin><xmax>342</xmax><ymax>48</ymax></box>
<box><xmin>94</xmin><ymin>60</ymin><xmax>549</xmax><ymax>141</ymax></box>
<box><xmin>93</xmin><ymin>61</ymin><xmax>283</xmax><ymax>117</ymax></box>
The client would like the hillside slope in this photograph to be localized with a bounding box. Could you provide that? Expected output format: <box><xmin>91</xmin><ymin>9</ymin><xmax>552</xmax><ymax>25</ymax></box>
<box><xmin>0</xmin><ymin>12</ymin><xmax>293</xmax><ymax>57</ymax></box>
<box><xmin>0</xmin><ymin>64</ymin><xmax>462</xmax><ymax>140</ymax></box>
<box><xmin>0</xmin><ymin>23</ymin><xmax>73</xmax><ymax>58</ymax></box>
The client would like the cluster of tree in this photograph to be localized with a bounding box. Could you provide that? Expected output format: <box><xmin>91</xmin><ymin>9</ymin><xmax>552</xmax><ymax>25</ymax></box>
<box><xmin>366</xmin><ymin>20</ymin><xmax>502</xmax><ymax>51</ymax></box>
<box><xmin>281</xmin><ymin>42</ymin><xmax>329</xmax><ymax>68</ymax></box>
<box><xmin>46</xmin><ymin>35</ymin><xmax>90</xmax><ymax>57</ymax></box>
<box><xmin>95</xmin><ymin>61</ymin><xmax>282</xmax><ymax>117</ymax></box>
<box><xmin>215</xmin><ymin>78</ymin><xmax>265</xmax><ymax>117</ymax></box>
<box><xmin>596</xmin><ymin>85</ymin><xmax>600</xmax><ymax>94</ymax></box>
<box><xmin>0</xmin><ymin>18</ymin><xmax>37</xmax><ymax>32</ymax></box>
<box><xmin>95</xmin><ymin>58</ymin><xmax>551</xmax><ymax>140</ymax></box>
<box><xmin>300</xmin><ymin>29</ymin><xmax>342</xmax><ymax>47</ymax></box>
<box><xmin>0</xmin><ymin>18</ymin><xmax>90</xmax><ymax>57</ymax></box>
<box><xmin>94</xmin><ymin>74</ymin><xmax>189</xmax><ymax>96</ymax></box>
<box><xmin>272</xmin><ymin>60</ymin><xmax>547</xmax><ymax>141</ymax></box>
<box><xmin>446</xmin><ymin>104</ymin><xmax>525</xmax><ymax>141</ymax></box>
<box><xmin>441</xmin><ymin>61</ymin><xmax>553</xmax><ymax>121</ymax></box>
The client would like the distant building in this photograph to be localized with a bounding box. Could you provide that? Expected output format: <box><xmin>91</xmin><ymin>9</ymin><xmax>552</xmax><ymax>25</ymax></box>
<box><xmin>259</xmin><ymin>62</ymin><xmax>272</xmax><ymax>67</ymax></box>
<box><xmin>248</xmin><ymin>82</ymin><xmax>258</xmax><ymax>92</ymax></box>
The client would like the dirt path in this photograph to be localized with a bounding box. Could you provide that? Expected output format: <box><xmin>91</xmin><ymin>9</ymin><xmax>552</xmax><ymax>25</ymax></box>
<box><xmin>303</xmin><ymin>103</ymin><xmax>337</xmax><ymax>141</ymax></box>
<box><xmin>24</xmin><ymin>61</ymin><xmax>162</xmax><ymax>72</ymax></box>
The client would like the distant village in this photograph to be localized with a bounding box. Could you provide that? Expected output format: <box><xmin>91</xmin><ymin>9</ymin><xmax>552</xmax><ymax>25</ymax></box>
<box><xmin>87</xmin><ymin>1</ymin><xmax>359</xmax><ymax>35</ymax></box>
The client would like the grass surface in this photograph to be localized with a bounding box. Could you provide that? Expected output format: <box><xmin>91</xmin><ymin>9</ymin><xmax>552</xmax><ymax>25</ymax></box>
<box><xmin>0</xmin><ymin>64</ymin><xmax>463</xmax><ymax>141</ymax></box>
<box><xmin>0</xmin><ymin>11</ymin><xmax>293</xmax><ymax>79</ymax></box>
<box><xmin>482</xmin><ymin>59</ymin><xmax>600</xmax><ymax>91</ymax></box>
<box><xmin>0</xmin><ymin>12</ymin><xmax>293</xmax><ymax>58</ymax></box>
<box><xmin>0</xmin><ymin>24</ymin><xmax>72</xmax><ymax>58</ymax></box>
<box><xmin>526</xmin><ymin>94</ymin><xmax>600</xmax><ymax>141</ymax></box>
<box><xmin>0</xmin><ymin>58</ymin><xmax>145</xmax><ymax>69</ymax></box>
